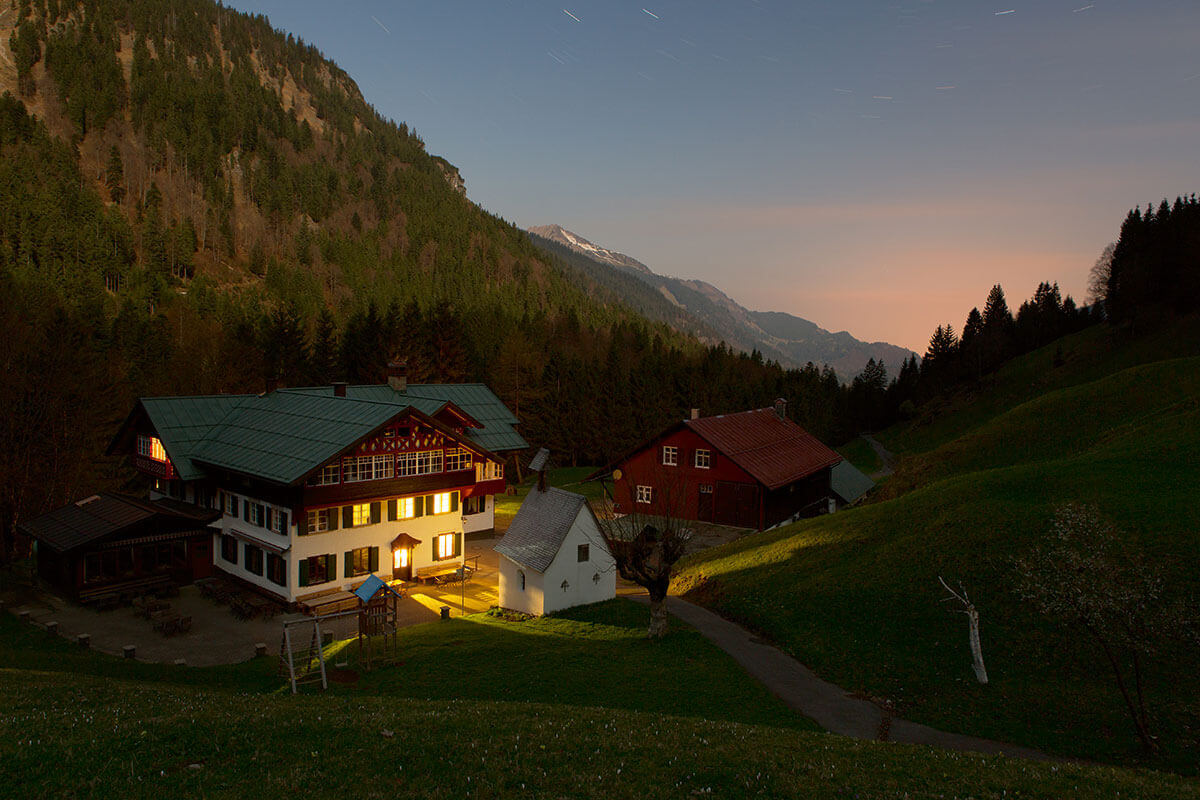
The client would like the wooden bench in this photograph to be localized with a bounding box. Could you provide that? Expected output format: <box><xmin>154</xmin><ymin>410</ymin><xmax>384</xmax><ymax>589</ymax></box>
<box><xmin>415</xmin><ymin>563</ymin><xmax>464</xmax><ymax>584</ymax></box>
<box><xmin>79</xmin><ymin>574</ymin><xmax>174</xmax><ymax>608</ymax></box>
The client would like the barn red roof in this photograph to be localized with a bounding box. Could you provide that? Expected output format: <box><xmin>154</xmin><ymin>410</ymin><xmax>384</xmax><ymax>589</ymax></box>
<box><xmin>685</xmin><ymin>408</ymin><xmax>842</xmax><ymax>490</ymax></box>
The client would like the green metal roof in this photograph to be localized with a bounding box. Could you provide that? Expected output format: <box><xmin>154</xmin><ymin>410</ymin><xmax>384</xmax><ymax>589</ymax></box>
<box><xmin>140</xmin><ymin>395</ymin><xmax>251</xmax><ymax>481</ymax></box>
<box><xmin>285</xmin><ymin>383</ymin><xmax>528</xmax><ymax>454</ymax></box>
<box><xmin>831</xmin><ymin>460</ymin><xmax>876</xmax><ymax>505</ymax></box>
<box><xmin>138</xmin><ymin>382</ymin><xmax>527</xmax><ymax>486</ymax></box>
<box><xmin>190</xmin><ymin>392</ymin><xmax>408</xmax><ymax>485</ymax></box>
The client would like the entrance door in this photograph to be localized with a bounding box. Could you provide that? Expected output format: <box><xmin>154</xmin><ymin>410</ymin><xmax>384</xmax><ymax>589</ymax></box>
<box><xmin>189</xmin><ymin>536</ymin><xmax>213</xmax><ymax>580</ymax></box>
<box><xmin>697</xmin><ymin>485</ymin><xmax>714</xmax><ymax>522</ymax></box>
<box><xmin>392</xmin><ymin>547</ymin><xmax>413</xmax><ymax>581</ymax></box>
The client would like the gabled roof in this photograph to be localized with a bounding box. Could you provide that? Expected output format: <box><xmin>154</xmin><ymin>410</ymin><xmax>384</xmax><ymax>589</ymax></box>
<box><xmin>191</xmin><ymin>392</ymin><xmax>420</xmax><ymax>486</ymax></box>
<box><xmin>494</xmin><ymin>487</ymin><xmax>591</xmax><ymax>573</ymax></box>
<box><xmin>18</xmin><ymin>493</ymin><xmax>219</xmax><ymax>553</ymax></box>
<box><xmin>831</xmin><ymin>460</ymin><xmax>875</xmax><ymax>505</ymax></box>
<box><xmin>131</xmin><ymin>395</ymin><xmax>251</xmax><ymax>480</ymax></box>
<box><xmin>685</xmin><ymin>408</ymin><xmax>842</xmax><ymax>490</ymax></box>
<box><xmin>284</xmin><ymin>383</ymin><xmax>528</xmax><ymax>453</ymax></box>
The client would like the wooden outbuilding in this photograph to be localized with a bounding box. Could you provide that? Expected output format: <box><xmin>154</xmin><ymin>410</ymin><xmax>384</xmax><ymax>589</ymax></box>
<box><xmin>593</xmin><ymin>400</ymin><xmax>842</xmax><ymax>530</ymax></box>
<box><xmin>19</xmin><ymin>493</ymin><xmax>220</xmax><ymax>604</ymax></box>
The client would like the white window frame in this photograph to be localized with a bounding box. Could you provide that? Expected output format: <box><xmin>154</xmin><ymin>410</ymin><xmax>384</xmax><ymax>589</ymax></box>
<box><xmin>342</xmin><ymin>454</ymin><xmax>395</xmax><ymax>483</ymax></box>
<box><xmin>661</xmin><ymin>446</ymin><xmax>678</xmax><ymax>466</ymax></box>
<box><xmin>431</xmin><ymin>492</ymin><xmax>453</xmax><ymax>515</ymax></box>
<box><xmin>476</xmin><ymin>461</ymin><xmax>504</xmax><ymax>481</ymax></box>
<box><xmin>224</xmin><ymin>492</ymin><xmax>238</xmax><ymax>516</ymax></box>
<box><xmin>436</xmin><ymin>532</ymin><xmax>457</xmax><ymax>560</ymax></box>
<box><xmin>397</xmin><ymin>450</ymin><xmax>443</xmax><ymax>477</ymax></box>
<box><xmin>248</xmin><ymin>503</ymin><xmax>265</xmax><ymax>527</ymax></box>
<box><xmin>306</xmin><ymin>509</ymin><xmax>330</xmax><ymax>533</ymax></box>
<box><xmin>269</xmin><ymin>508</ymin><xmax>286</xmax><ymax>534</ymax></box>
<box><xmin>636</xmin><ymin>485</ymin><xmax>653</xmax><ymax>504</ymax></box>
<box><xmin>307</xmin><ymin>464</ymin><xmax>340</xmax><ymax>487</ymax></box>
<box><xmin>137</xmin><ymin>435</ymin><xmax>167</xmax><ymax>462</ymax></box>
<box><xmin>396</xmin><ymin>497</ymin><xmax>416</xmax><ymax>520</ymax></box>
<box><xmin>445</xmin><ymin>448</ymin><xmax>472</xmax><ymax>472</ymax></box>
<box><xmin>694</xmin><ymin>448</ymin><xmax>711</xmax><ymax>469</ymax></box>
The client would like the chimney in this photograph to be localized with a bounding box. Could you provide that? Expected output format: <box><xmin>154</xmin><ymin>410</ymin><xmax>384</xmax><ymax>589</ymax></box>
<box><xmin>774</xmin><ymin>398</ymin><xmax>787</xmax><ymax>420</ymax></box>
<box><xmin>690</xmin><ymin>408</ymin><xmax>700</xmax><ymax>420</ymax></box>
<box><xmin>388</xmin><ymin>361</ymin><xmax>407</xmax><ymax>393</ymax></box>
<box><xmin>332</xmin><ymin>381</ymin><xmax>348</xmax><ymax>398</ymax></box>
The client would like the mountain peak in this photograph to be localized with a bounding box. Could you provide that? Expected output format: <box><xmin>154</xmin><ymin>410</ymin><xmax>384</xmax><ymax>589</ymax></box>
<box><xmin>528</xmin><ymin>225</ymin><xmax>653</xmax><ymax>275</ymax></box>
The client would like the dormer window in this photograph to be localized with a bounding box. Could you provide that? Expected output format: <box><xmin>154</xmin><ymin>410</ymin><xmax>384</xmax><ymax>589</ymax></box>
<box><xmin>137</xmin><ymin>435</ymin><xmax>167</xmax><ymax>462</ymax></box>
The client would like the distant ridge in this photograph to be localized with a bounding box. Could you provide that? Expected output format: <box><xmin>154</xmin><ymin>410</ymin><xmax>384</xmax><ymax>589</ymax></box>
<box><xmin>528</xmin><ymin>225</ymin><xmax>915</xmax><ymax>380</ymax></box>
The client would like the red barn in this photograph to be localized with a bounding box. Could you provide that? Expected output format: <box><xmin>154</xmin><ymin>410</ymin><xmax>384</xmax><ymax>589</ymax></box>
<box><xmin>597</xmin><ymin>400</ymin><xmax>842</xmax><ymax>530</ymax></box>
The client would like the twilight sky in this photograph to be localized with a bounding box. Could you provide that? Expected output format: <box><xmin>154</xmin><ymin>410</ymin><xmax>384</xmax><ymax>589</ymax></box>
<box><xmin>226</xmin><ymin>0</ymin><xmax>1200</xmax><ymax>352</ymax></box>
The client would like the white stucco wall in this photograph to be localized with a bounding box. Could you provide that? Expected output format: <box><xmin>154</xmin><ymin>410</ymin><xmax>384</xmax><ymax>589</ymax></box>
<box><xmin>462</xmin><ymin>495</ymin><xmax>496</xmax><ymax>534</ymax></box>
<box><xmin>497</xmin><ymin>511</ymin><xmax>615</xmax><ymax>616</ymax></box>
<box><xmin>498</xmin><ymin>553</ymin><xmax>546</xmax><ymax>616</ymax></box>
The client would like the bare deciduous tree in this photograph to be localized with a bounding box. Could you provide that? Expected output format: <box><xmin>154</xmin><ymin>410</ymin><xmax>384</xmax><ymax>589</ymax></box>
<box><xmin>1013</xmin><ymin>503</ymin><xmax>1193</xmax><ymax>752</ymax></box>
<box><xmin>1087</xmin><ymin>242</ymin><xmax>1116</xmax><ymax>309</ymax></box>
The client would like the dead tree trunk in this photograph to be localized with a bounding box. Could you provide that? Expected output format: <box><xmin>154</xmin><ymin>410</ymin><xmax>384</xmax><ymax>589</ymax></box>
<box><xmin>939</xmin><ymin>576</ymin><xmax>988</xmax><ymax>684</ymax></box>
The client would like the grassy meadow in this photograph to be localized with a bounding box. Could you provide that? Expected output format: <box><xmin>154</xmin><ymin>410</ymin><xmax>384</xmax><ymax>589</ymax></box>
<box><xmin>3</xmin><ymin>612</ymin><xmax>1197</xmax><ymax>799</ymax></box>
<box><xmin>674</xmin><ymin>321</ymin><xmax>1200</xmax><ymax>772</ymax></box>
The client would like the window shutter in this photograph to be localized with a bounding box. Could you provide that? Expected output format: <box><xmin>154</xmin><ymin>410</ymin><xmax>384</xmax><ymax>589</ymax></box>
<box><xmin>242</xmin><ymin>499</ymin><xmax>250</xmax><ymax>521</ymax></box>
<box><xmin>425</xmin><ymin>496</ymin><xmax>434</xmax><ymax>516</ymax></box>
<box><xmin>344</xmin><ymin>551</ymin><xmax>353</xmax><ymax>578</ymax></box>
<box><xmin>450</xmin><ymin>492</ymin><xmax>459</xmax><ymax>513</ymax></box>
<box><xmin>298</xmin><ymin>558</ymin><xmax>309</xmax><ymax>587</ymax></box>
<box><xmin>387</xmin><ymin>499</ymin><xmax>397</xmax><ymax>521</ymax></box>
<box><xmin>327</xmin><ymin>507</ymin><xmax>339</xmax><ymax>531</ymax></box>
<box><xmin>415</xmin><ymin>497</ymin><xmax>425</xmax><ymax>518</ymax></box>
<box><xmin>369</xmin><ymin>547</ymin><xmax>379</xmax><ymax>572</ymax></box>
<box><xmin>370</xmin><ymin>502</ymin><xmax>381</xmax><ymax>524</ymax></box>
<box><xmin>342</xmin><ymin>505</ymin><xmax>353</xmax><ymax>529</ymax></box>
<box><xmin>257</xmin><ymin>503</ymin><xmax>266</xmax><ymax>524</ymax></box>
<box><xmin>279</xmin><ymin>511</ymin><xmax>289</xmax><ymax>534</ymax></box>
<box><xmin>264</xmin><ymin>508</ymin><xmax>273</xmax><ymax>530</ymax></box>
<box><xmin>297</xmin><ymin>511</ymin><xmax>308</xmax><ymax>536</ymax></box>
<box><xmin>455</xmin><ymin>532</ymin><xmax>462</xmax><ymax>558</ymax></box>
<box><xmin>326</xmin><ymin>554</ymin><xmax>337</xmax><ymax>580</ymax></box>
<box><xmin>432</xmin><ymin>537</ymin><xmax>438</xmax><ymax>561</ymax></box>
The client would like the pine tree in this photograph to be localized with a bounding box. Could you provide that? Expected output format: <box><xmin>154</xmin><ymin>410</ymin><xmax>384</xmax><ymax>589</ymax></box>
<box><xmin>306</xmin><ymin>307</ymin><xmax>339</xmax><ymax>385</ymax></box>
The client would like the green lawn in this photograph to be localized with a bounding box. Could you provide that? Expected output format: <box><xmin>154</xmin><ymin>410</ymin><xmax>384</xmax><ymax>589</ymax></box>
<box><xmin>674</xmin><ymin>353</ymin><xmax>1200</xmax><ymax>772</ymax></box>
<box><xmin>4</xmin><ymin>626</ymin><xmax>1197</xmax><ymax>799</ymax></box>
<box><xmin>495</xmin><ymin>466</ymin><xmax>604</xmax><ymax>529</ymax></box>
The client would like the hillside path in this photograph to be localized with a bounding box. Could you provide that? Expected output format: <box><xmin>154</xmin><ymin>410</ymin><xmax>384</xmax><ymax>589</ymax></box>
<box><xmin>632</xmin><ymin>594</ymin><xmax>1054</xmax><ymax>762</ymax></box>
<box><xmin>861</xmin><ymin>433</ymin><xmax>895</xmax><ymax>478</ymax></box>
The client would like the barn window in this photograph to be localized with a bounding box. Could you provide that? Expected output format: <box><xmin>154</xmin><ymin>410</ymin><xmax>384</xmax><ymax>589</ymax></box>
<box><xmin>694</xmin><ymin>449</ymin><xmax>711</xmax><ymax>469</ymax></box>
<box><xmin>636</xmin><ymin>485</ymin><xmax>653</xmax><ymax>504</ymax></box>
<box><xmin>661</xmin><ymin>446</ymin><xmax>678</xmax><ymax>466</ymax></box>
<box><xmin>577</xmin><ymin>543</ymin><xmax>590</xmax><ymax>562</ymax></box>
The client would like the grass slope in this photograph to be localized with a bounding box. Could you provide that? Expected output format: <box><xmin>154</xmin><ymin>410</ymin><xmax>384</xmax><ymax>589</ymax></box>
<box><xmin>2</xmin><ymin>621</ymin><xmax>1195</xmax><ymax>798</ymax></box>
<box><xmin>674</xmin><ymin>347</ymin><xmax>1200</xmax><ymax>771</ymax></box>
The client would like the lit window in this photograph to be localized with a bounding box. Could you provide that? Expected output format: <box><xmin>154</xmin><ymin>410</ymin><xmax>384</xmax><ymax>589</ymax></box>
<box><xmin>306</xmin><ymin>509</ymin><xmax>329</xmax><ymax>533</ymax></box>
<box><xmin>352</xmin><ymin>503</ymin><xmax>371</xmax><ymax>527</ymax></box>
<box><xmin>636</xmin><ymin>485</ymin><xmax>653</xmax><ymax>504</ymax></box>
<box><xmin>476</xmin><ymin>461</ymin><xmax>504</xmax><ymax>481</ymax></box>
<box><xmin>445</xmin><ymin>448</ymin><xmax>473</xmax><ymax>472</ymax></box>
<box><xmin>137</xmin><ymin>435</ymin><xmax>167</xmax><ymax>462</ymax></box>
<box><xmin>694</xmin><ymin>449</ymin><xmax>711</xmax><ymax>469</ymax></box>
<box><xmin>395</xmin><ymin>497</ymin><xmax>416</xmax><ymax>519</ymax></box>
<box><xmin>661</xmin><ymin>446</ymin><xmax>678</xmax><ymax>466</ymax></box>
<box><xmin>431</xmin><ymin>492</ymin><xmax>454</xmax><ymax>515</ymax></box>
<box><xmin>435</xmin><ymin>532</ymin><xmax>457</xmax><ymax>560</ymax></box>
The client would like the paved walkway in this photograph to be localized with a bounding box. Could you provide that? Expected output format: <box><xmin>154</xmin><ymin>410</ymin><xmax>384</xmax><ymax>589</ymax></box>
<box><xmin>635</xmin><ymin>594</ymin><xmax>1053</xmax><ymax>762</ymax></box>
<box><xmin>862</xmin><ymin>433</ymin><xmax>896</xmax><ymax>479</ymax></box>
